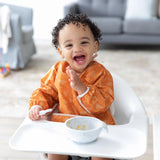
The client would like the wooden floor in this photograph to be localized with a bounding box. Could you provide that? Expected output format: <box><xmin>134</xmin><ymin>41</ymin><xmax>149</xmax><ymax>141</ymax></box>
<box><xmin>0</xmin><ymin>117</ymin><xmax>153</xmax><ymax>160</ymax></box>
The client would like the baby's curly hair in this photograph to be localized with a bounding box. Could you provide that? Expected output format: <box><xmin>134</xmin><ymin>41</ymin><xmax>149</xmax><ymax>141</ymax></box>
<box><xmin>52</xmin><ymin>14</ymin><xmax>102</xmax><ymax>49</ymax></box>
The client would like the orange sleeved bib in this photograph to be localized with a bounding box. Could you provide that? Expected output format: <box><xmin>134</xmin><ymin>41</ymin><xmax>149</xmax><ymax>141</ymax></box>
<box><xmin>29</xmin><ymin>61</ymin><xmax>115</xmax><ymax>125</ymax></box>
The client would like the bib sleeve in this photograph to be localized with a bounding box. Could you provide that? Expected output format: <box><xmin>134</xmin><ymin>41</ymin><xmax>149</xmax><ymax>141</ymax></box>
<box><xmin>29</xmin><ymin>64</ymin><xmax>59</xmax><ymax>110</ymax></box>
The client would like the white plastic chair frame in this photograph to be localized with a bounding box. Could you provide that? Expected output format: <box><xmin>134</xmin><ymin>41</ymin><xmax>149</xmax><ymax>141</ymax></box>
<box><xmin>153</xmin><ymin>115</ymin><xmax>160</xmax><ymax>160</ymax></box>
<box><xmin>111</xmin><ymin>74</ymin><xmax>149</xmax><ymax>160</ymax></box>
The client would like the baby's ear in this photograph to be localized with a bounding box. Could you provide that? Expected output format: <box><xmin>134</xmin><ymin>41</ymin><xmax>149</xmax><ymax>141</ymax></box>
<box><xmin>94</xmin><ymin>41</ymin><xmax>98</xmax><ymax>53</ymax></box>
<box><xmin>58</xmin><ymin>47</ymin><xmax>64</xmax><ymax>59</ymax></box>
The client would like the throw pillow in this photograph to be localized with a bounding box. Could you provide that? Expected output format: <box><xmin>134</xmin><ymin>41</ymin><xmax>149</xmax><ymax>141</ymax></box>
<box><xmin>152</xmin><ymin>0</ymin><xmax>159</xmax><ymax>16</ymax></box>
<box><xmin>158</xmin><ymin>0</ymin><xmax>160</xmax><ymax>18</ymax></box>
<box><xmin>125</xmin><ymin>0</ymin><xmax>157</xmax><ymax>19</ymax></box>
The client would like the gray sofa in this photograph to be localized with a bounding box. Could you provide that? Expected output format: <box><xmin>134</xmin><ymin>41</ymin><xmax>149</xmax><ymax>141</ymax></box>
<box><xmin>0</xmin><ymin>3</ymin><xmax>36</xmax><ymax>69</ymax></box>
<box><xmin>64</xmin><ymin>0</ymin><xmax>160</xmax><ymax>45</ymax></box>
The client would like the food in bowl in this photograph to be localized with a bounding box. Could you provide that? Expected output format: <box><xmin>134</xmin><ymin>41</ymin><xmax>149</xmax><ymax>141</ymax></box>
<box><xmin>65</xmin><ymin>116</ymin><xmax>108</xmax><ymax>143</ymax></box>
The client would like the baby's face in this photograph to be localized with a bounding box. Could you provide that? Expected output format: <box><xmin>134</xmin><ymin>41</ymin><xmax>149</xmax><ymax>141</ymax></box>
<box><xmin>58</xmin><ymin>23</ymin><xmax>98</xmax><ymax>74</ymax></box>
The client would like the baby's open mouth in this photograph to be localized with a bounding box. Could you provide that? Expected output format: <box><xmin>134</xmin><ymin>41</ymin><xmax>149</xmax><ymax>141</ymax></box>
<box><xmin>73</xmin><ymin>55</ymin><xmax>86</xmax><ymax>65</ymax></box>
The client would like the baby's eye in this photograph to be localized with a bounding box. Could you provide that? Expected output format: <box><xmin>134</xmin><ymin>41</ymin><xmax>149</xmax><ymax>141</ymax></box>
<box><xmin>66</xmin><ymin>44</ymin><xmax>72</xmax><ymax>48</ymax></box>
<box><xmin>81</xmin><ymin>41</ymin><xmax>88</xmax><ymax>44</ymax></box>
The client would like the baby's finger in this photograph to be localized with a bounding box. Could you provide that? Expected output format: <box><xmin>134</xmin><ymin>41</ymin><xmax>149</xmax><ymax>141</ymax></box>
<box><xmin>66</xmin><ymin>66</ymin><xmax>71</xmax><ymax>70</ymax></box>
<box><xmin>66</xmin><ymin>68</ymin><xmax>70</xmax><ymax>76</ymax></box>
<box><xmin>28</xmin><ymin>111</ymin><xmax>33</xmax><ymax>120</ymax></box>
<box><xmin>34</xmin><ymin>108</ymin><xmax>40</xmax><ymax>119</ymax></box>
<box><xmin>66</xmin><ymin>66</ymin><xmax>71</xmax><ymax>76</ymax></box>
<box><xmin>40</xmin><ymin>115</ymin><xmax>49</xmax><ymax>120</ymax></box>
<box><xmin>69</xmin><ymin>69</ymin><xmax>75</xmax><ymax>78</ymax></box>
<box><xmin>70</xmin><ymin>70</ymin><xmax>79</xmax><ymax>83</ymax></box>
<box><xmin>69</xmin><ymin>71</ymin><xmax>74</xmax><ymax>81</ymax></box>
<box><xmin>29</xmin><ymin>110</ymin><xmax>36</xmax><ymax>120</ymax></box>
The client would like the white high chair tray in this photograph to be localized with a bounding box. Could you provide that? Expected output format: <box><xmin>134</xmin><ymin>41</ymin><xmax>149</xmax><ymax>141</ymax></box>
<box><xmin>9</xmin><ymin>117</ymin><xmax>146</xmax><ymax>159</ymax></box>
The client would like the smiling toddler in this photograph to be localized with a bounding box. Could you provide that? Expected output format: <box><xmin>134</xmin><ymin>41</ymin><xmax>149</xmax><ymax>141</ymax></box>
<box><xmin>29</xmin><ymin>14</ymin><xmax>115</xmax><ymax>160</ymax></box>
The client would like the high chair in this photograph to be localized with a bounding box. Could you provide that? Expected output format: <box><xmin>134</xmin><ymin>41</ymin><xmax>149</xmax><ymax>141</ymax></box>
<box><xmin>9</xmin><ymin>74</ymin><xmax>149</xmax><ymax>160</ymax></box>
<box><xmin>153</xmin><ymin>115</ymin><xmax>160</xmax><ymax>160</ymax></box>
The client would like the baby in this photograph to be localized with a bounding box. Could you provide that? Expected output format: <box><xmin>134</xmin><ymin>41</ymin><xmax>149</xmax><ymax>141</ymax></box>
<box><xmin>29</xmin><ymin>14</ymin><xmax>115</xmax><ymax>160</ymax></box>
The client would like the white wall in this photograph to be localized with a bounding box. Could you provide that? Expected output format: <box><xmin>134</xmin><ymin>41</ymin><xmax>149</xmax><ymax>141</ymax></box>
<box><xmin>0</xmin><ymin>0</ymin><xmax>77</xmax><ymax>41</ymax></box>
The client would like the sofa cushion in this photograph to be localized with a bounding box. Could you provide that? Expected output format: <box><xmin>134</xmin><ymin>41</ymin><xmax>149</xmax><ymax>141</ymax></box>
<box><xmin>77</xmin><ymin>0</ymin><xmax>126</xmax><ymax>18</ymax></box>
<box><xmin>22</xmin><ymin>25</ymin><xmax>33</xmax><ymax>43</ymax></box>
<box><xmin>91</xmin><ymin>17</ymin><xmax>122</xmax><ymax>34</ymax></box>
<box><xmin>123</xmin><ymin>19</ymin><xmax>160</xmax><ymax>34</ymax></box>
<box><xmin>125</xmin><ymin>0</ymin><xmax>158</xmax><ymax>19</ymax></box>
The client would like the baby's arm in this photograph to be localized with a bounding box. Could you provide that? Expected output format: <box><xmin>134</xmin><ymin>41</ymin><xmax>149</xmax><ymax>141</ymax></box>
<box><xmin>29</xmin><ymin>64</ymin><xmax>59</xmax><ymax>120</ymax></box>
<box><xmin>67</xmin><ymin>65</ymin><xmax>114</xmax><ymax>115</ymax></box>
<box><xmin>77</xmin><ymin>71</ymin><xmax>114</xmax><ymax>114</ymax></box>
<box><xmin>66</xmin><ymin>66</ymin><xmax>87</xmax><ymax>95</ymax></box>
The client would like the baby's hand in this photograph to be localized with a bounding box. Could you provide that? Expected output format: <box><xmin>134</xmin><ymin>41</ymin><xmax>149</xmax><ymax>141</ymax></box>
<box><xmin>29</xmin><ymin>106</ymin><xmax>52</xmax><ymax>121</ymax></box>
<box><xmin>29</xmin><ymin>106</ymin><xmax>42</xmax><ymax>121</ymax></box>
<box><xmin>66</xmin><ymin>66</ymin><xmax>87</xmax><ymax>95</ymax></box>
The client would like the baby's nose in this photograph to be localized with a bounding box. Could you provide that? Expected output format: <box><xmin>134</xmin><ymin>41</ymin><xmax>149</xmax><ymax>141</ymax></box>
<box><xmin>74</xmin><ymin>44</ymin><xmax>82</xmax><ymax>52</ymax></box>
